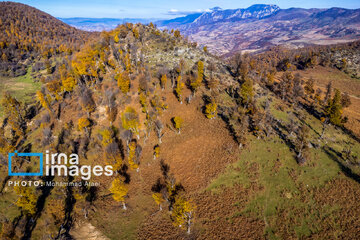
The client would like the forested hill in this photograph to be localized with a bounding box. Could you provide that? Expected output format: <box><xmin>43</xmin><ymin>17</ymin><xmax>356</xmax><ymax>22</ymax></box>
<box><xmin>0</xmin><ymin>1</ymin><xmax>94</xmax><ymax>77</ymax></box>
<box><xmin>0</xmin><ymin>2</ymin><xmax>360</xmax><ymax>240</ymax></box>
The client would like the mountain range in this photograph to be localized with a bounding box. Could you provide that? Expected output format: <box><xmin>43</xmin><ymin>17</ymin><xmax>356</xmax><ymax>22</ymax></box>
<box><xmin>60</xmin><ymin>17</ymin><xmax>161</xmax><ymax>31</ymax></box>
<box><xmin>156</xmin><ymin>4</ymin><xmax>360</xmax><ymax>55</ymax></box>
<box><xmin>58</xmin><ymin>4</ymin><xmax>360</xmax><ymax>56</ymax></box>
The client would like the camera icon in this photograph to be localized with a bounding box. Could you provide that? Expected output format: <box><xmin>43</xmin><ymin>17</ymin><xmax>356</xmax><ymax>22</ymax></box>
<box><xmin>8</xmin><ymin>151</ymin><xmax>43</xmax><ymax>176</ymax></box>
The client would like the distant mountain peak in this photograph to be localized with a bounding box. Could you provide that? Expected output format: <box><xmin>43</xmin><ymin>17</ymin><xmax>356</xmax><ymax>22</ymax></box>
<box><xmin>210</xmin><ymin>7</ymin><xmax>222</xmax><ymax>12</ymax></box>
<box><xmin>247</xmin><ymin>4</ymin><xmax>280</xmax><ymax>9</ymax></box>
<box><xmin>190</xmin><ymin>4</ymin><xmax>280</xmax><ymax>27</ymax></box>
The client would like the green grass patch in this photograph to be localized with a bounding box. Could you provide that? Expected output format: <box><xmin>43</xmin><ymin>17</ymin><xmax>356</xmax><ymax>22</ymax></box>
<box><xmin>205</xmin><ymin>133</ymin><xmax>346</xmax><ymax>238</ymax></box>
<box><xmin>0</xmin><ymin>66</ymin><xmax>41</xmax><ymax>117</ymax></box>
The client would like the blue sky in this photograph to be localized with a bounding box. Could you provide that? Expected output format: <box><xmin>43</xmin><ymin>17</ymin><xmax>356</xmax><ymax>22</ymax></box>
<box><xmin>3</xmin><ymin>0</ymin><xmax>360</xmax><ymax>18</ymax></box>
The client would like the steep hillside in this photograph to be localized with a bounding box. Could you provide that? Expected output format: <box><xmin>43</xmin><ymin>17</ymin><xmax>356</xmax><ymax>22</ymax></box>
<box><xmin>0</xmin><ymin>1</ymin><xmax>93</xmax><ymax>77</ymax></box>
<box><xmin>0</xmin><ymin>4</ymin><xmax>360</xmax><ymax>240</ymax></box>
<box><xmin>158</xmin><ymin>5</ymin><xmax>360</xmax><ymax>55</ymax></box>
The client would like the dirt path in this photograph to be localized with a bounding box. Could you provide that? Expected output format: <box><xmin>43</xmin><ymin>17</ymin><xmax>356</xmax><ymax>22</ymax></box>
<box><xmin>70</xmin><ymin>221</ymin><xmax>110</xmax><ymax>240</ymax></box>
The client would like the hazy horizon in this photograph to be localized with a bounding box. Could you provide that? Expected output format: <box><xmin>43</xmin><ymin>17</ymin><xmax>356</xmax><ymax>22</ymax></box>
<box><xmin>1</xmin><ymin>0</ymin><xmax>360</xmax><ymax>19</ymax></box>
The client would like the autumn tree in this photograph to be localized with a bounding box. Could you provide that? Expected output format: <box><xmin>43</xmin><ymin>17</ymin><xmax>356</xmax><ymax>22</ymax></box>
<box><xmin>62</xmin><ymin>76</ymin><xmax>76</xmax><ymax>92</ymax></box>
<box><xmin>109</xmin><ymin>177</ymin><xmax>129</xmax><ymax>209</ymax></box>
<box><xmin>99</xmin><ymin>127</ymin><xmax>114</xmax><ymax>147</ymax></box>
<box><xmin>292</xmin><ymin>73</ymin><xmax>304</xmax><ymax>103</ymax></box>
<box><xmin>150</xmin><ymin>95</ymin><xmax>167</xmax><ymax>115</ymax></box>
<box><xmin>172</xmin><ymin>116</ymin><xmax>183</xmax><ymax>134</ymax></box>
<box><xmin>155</xmin><ymin>119</ymin><xmax>164</xmax><ymax>143</ymax></box>
<box><xmin>128</xmin><ymin>141</ymin><xmax>140</xmax><ymax>171</ymax></box>
<box><xmin>341</xmin><ymin>92</ymin><xmax>351</xmax><ymax>108</ymax></box>
<box><xmin>104</xmin><ymin>89</ymin><xmax>118</xmax><ymax>124</ymax></box>
<box><xmin>14</xmin><ymin>185</ymin><xmax>37</xmax><ymax>215</ymax></box>
<box><xmin>116</xmin><ymin>70</ymin><xmax>130</xmax><ymax>94</ymax></box>
<box><xmin>105</xmin><ymin>142</ymin><xmax>122</xmax><ymax>171</ymax></box>
<box><xmin>0</xmin><ymin>128</ymin><xmax>15</xmax><ymax>166</ymax></box>
<box><xmin>278</xmin><ymin>71</ymin><xmax>294</xmax><ymax>100</ymax></box>
<box><xmin>78</xmin><ymin>118</ymin><xmax>90</xmax><ymax>133</ymax></box>
<box><xmin>240</xmin><ymin>77</ymin><xmax>254</xmax><ymax>107</ymax></box>
<box><xmin>175</xmin><ymin>75</ymin><xmax>185</xmax><ymax>104</ymax></box>
<box><xmin>153</xmin><ymin>145</ymin><xmax>160</xmax><ymax>160</ymax></box>
<box><xmin>304</xmin><ymin>77</ymin><xmax>315</xmax><ymax>97</ymax></box>
<box><xmin>2</xmin><ymin>92</ymin><xmax>26</xmax><ymax>137</ymax></box>
<box><xmin>323</xmin><ymin>81</ymin><xmax>332</xmax><ymax>104</ymax></box>
<box><xmin>174</xmin><ymin>30</ymin><xmax>181</xmax><ymax>38</ymax></box>
<box><xmin>160</xmin><ymin>74</ymin><xmax>167</xmax><ymax>90</ymax></box>
<box><xmin>190</xmin><ymin>61</ymin><xmax>204</xmax><ymax>95</ymax></box>
<box><xmin>171</xmin><ymin>195</ymin><xmax>194</xmax><ymax>234</ymax></box>
<box><xmin>325</xmin><ymin>88</ymin><xmax>343</xmax><ymax>126</ymax></box>
<box><xmin>46</xmin><ymin>80</ymin><xmax>62</xmax><ymax>100</ymax></box>
<box><xmin>294</xmin><ymin>124</ymin><xmax>310</xmax><ymax>164</ymax></box>
<box><xmin>266</xmin><ymin>70</ymin><xmax>276</xmax><ymax>88</ymax></box>
<box><xmin>152</xmin><ymin>192</ymin><xmax>165</xmax><ymax>211</ymax></box>
<box><xmin>122</xmin><ymin>107</ymin><xmax>140</xmax><ymax>139</ymax></box>
<box><xmin>139</xmin><ymin>92</ymin><xmax>148</xmax><ymax>113</ymax></box>
<box><xmin>80</xmin><ymin>88</ymin><xmax>96</xmax><ymax>117</ymax></box>
<box><xmin>205</xmin><ymin>102</ymin><xmax>217</xmax><ymax>119</ymax></box>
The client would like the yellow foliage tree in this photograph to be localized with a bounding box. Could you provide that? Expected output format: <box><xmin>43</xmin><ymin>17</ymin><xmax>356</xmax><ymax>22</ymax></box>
<box><xmin>190</xmin><ymin>61</ymin><xmax>204</xmax><ymax>94</ymax></box>
<box><xmin>174</xmin><ymin>30</ymin><xmax>181</xmax><ymax>38</ymax></box>
<box><xmin>114</xmin><ymin>34</ymin><xmax>120</xmax><ymax>43</ymax></box>
<box><xmin>109</xmin><ymin>177</ymin><xmax>129</xmax><ymax>209</ymax></box>
<box><xmin>152</xmin><ymin>192</ymin><xmax>164</xmax><ymax>210</ymax></box>
<box><xmin>124</xmin><ymin>53</ymin><xmax>131</xmax><ymax>73</ymax></box>
<box><xmin>175</xmin><ymin>76</ymin><xmax>184</xmax><ymax>104</ymax></box>
<box><xmin>2</xmin><ymin>93</ymin><xmax>25</xmax><ymax>137</ymax></box>
<box><xmin>139</xmin><ymin>92</ymin><xmax>148</xmax><ymax>113</ymax></box>
<box><xmin>46</xmin><ymin>80</ymin><xmax>62</xmax><ymax>100</ymax></box>
<box><xmin>171</xmin><ymin>196</ymin><xmax>194</xmax><ymax>234</ymax></box>
<box><xmin>62</xmin><ymin>76</ymin><xmax>76</xmax><ymax>92</ymax></box>
<box><xmin>132</xmin><ymin>27</ymin><xmax>139</xmax><ymax>39</ymax></box>
<box><xmin>153</xmin><ymin>145</ymin><xmax>160</xmax><ymax>160</ymax></box>
<box><xmin>128</xmin><ymin>141</ymin><xmax>139</xmax><ymax>171</ymax></box>
<box><xmin>160</xmin><ymin>74</ymin><xmax>167</xmax><ymax>90</ymax></box>
<box><xmin>36</xmin><ymin>91</ymin><xmax>50</xmax><ymax>110</ymax></box>
<box><xmin>150</xmin><ymin>95</ymin><xmax>167</xmax><ymax>115</ymax></box>
<box><xmin>78</xmin><ymin>118</ymin><xmax>90</xmax><ymax>132</ymax></box>
<box><xmin>116</xmin><ymin>71</ymin><xmax>130</xmax><ymax>94</ymax></box>
<box><xmin>14</xmin><ymin>185</ymin><xmax>37</xmax><ymax>215</ymax></box>
<box><xmin>172</xmin><ymin>116</ymin><xmax>183</xmax><ymax>134</ymax></box>
<box><xmin>205</xmin><ymin>102</ymin><xmax>217</xmax><ymax>119</ymax></box>
<box><xmin>122</xmin><ymin>107</ymin><xmax>140</xmax><ymax>139</ymax></box>
<box><xmin>99</xmin><ymin>128</ymin><xmax>114</xmax><ymax>147</ymax></box>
